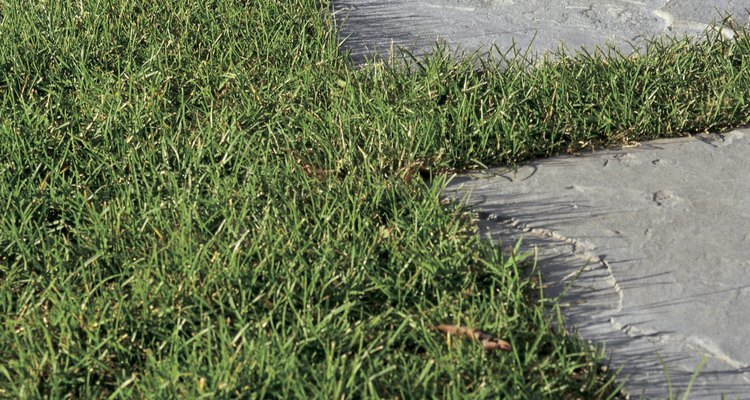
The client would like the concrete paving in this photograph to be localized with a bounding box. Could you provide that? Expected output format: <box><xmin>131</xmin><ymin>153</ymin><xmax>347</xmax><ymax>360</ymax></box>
<box><xmin>331</xmin><ymin>0</ymin><xmax>750</xmax><ymax>397</ymax></box>
<box><xmin>443</xmin><ymin>131</ymin><xmax>750</xmax><ymax>398</ymax></box>
<box><xmin>332</xmin><ymin>0</ymin><xmax>749</xmax><ymax>65</ymax></box>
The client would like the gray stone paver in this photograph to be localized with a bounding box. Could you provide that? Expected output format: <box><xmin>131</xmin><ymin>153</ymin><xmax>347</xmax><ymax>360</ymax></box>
<box><xmin>333</xmin><ymin>0</ymin><xmax>749</xmax><ymax>65</ymax></box>
<box><xmin>443</xmin><ymin>131</ymin><xmax>750</xmax><ymax>398</ymax></box>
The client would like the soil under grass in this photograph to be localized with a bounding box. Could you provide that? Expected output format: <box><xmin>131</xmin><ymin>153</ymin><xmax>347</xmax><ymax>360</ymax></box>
<box><xmin>1</xmin><ymin>0</ymin><xmax>748</xmax><ymax>398</ymax></box>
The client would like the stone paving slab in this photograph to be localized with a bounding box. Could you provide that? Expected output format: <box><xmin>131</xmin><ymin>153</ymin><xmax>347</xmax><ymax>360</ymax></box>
<box><xmin>442</xmin><ymin>130</ymin><xmax>750</xmax><ymax>398</ymax></box>
<box><xmin>332</xmin><ymin>0</ymin><xmax>749</xmax><ymax>65</ymax></box>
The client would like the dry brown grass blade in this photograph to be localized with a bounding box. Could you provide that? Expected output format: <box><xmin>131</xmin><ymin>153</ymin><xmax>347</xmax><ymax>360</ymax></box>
<box><xmin>433</xmin><ymin>324</ymin><xmax>512</xmax><ymax>351</ymax></box>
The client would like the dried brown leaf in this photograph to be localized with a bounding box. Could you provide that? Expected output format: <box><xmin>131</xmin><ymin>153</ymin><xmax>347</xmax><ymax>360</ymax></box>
<box><xmin>433</xmin><ymin>324</ymin><xmax>512</xmax><ymax>351</ymax></box>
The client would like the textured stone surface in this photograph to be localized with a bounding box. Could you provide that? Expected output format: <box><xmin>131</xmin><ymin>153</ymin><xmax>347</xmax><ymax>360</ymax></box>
<box><xmin>443</xmin><ymin>130</ymin><xmax>750</xmax><ymax>398</ymax></box>
<box><xmin>332</xmin><ymin>0</ymin><xmax>750</xmax><ymax>65</ymax></box>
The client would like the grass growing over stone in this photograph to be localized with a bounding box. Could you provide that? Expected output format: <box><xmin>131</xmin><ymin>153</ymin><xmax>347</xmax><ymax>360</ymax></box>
<box><xmin>1</xmin><ymin>0</ymin><xmax>749</xmax><ymax>397</ymax></box>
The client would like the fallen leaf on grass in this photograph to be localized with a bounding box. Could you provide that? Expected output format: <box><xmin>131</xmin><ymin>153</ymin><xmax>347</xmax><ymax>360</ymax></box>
<box><xmin>400</xmin><ymin>161</ymin><xmax>428</xmax><ymax>184</ymax></box>
<box><xmin>433</xmin><ymin>325</ymin><xmax>512</xmax><ymax>351</ymax></box>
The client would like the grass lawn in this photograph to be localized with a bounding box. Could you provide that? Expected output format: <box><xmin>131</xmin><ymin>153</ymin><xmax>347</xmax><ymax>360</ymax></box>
<box><xmin>1</xmin><ymin>0</ymin><xmax>749</xmax><ymax>397</ymax></box>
